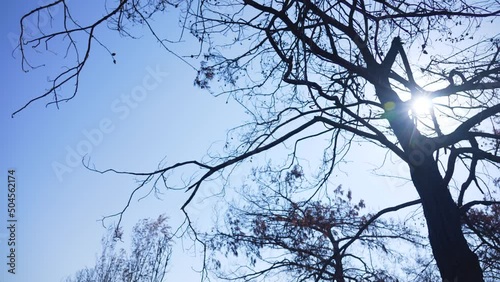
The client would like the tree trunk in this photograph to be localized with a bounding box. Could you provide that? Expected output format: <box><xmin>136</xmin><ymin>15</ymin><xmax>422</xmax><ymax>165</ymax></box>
<box><xmin>410</xmin><ymin>156</ymin><xmax>483</xmax><ymax>282</ymax></box>
<box><xmin>374</xmin><ymin>81</ymin><xmax>483</xmax><ymax>281</ymax></box>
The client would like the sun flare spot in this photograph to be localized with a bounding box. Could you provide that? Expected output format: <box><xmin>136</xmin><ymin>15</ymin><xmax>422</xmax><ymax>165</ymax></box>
<box><xmin>411</xmin><ymin>96</ymin><xmax>433</xmax><ymax>117</ymax></box>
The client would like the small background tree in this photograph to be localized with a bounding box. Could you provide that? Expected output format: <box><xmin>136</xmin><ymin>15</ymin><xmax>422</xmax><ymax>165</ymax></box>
<box><xmin>65</xmin><ymin>215</ymin><xmax>172</xmax><ymax>282</ymax></box>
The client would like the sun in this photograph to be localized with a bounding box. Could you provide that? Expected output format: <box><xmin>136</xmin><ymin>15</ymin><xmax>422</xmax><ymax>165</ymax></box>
<box><xmin>410</xmin><ymin>96</ymin><xmax>433</xmax><ymax>117</ymax></box>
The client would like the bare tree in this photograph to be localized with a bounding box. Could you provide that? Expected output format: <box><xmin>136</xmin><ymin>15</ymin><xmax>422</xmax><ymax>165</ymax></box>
<box><xmin>205</xmin><ymin>165</ymin><xmax>427</xmax><ymax>281</ymax></box>
<box><xmin>65</xmin><ymin>215</ymin><xmax>172</xmax><ymax>282</ymax></box>
<box><xmin>123</xmin><ymin>215</ymin><xmax>172</xmax><ymax>282</ymax></box>
<box><xmin>16</xmin><ymin>0</ymin><xmax>500</xmax><ymax>281</ymax></box>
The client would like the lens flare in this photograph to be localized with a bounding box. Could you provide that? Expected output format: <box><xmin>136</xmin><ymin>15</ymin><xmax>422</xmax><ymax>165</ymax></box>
<box><xmin>411</xmin><ymin>96</ymin><xmax>433</xmax><ymax>116</ymax></box>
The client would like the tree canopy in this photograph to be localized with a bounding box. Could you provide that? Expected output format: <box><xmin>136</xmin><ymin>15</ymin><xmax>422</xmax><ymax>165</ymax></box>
<box><xmin>15</xmin><ymin>0</ymin><xmax>500</xmax><ymax>281</ymax></box>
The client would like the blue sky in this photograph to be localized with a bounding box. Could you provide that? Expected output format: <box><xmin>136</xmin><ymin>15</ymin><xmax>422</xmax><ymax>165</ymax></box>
<box><xmin>0</xmin><ymin>2</ymin><xmax>442</xmax><ymax>282</ymax></box>
<box><xmin>0</xmin><ymin>2</ymin><xmax>249</xmax><ymax>281</ymax></box>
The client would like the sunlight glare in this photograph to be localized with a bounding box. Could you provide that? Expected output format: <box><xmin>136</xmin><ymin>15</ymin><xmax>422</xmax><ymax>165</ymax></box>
<box><xmin>411</xmin><ymin>96</ymin><xmax>433</xmax><ymax>117</ymax></box>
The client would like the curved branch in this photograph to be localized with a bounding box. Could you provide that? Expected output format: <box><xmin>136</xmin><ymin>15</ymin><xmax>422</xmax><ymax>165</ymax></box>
<box><xmin>436</xmin><ymin>103</ymin><xmax>500</xmax><ymax>148</ymax></box>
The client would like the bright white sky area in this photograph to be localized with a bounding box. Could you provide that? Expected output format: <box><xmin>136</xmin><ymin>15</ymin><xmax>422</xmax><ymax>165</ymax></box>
<box><xmin>1</xmin><ymin>2</ymin><xmax>483</xmax><ymax>282</ymax></box>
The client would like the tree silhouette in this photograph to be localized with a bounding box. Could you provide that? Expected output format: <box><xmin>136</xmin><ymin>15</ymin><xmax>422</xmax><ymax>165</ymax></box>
<box><xmin>205</xmin><ymin>165</ymin><xmax>428</xmax><ymax>281</ymax></box>
<box><xmin>16</xmin><ymin>0</ymin><xmax>500</xmax><ymax>281</ymax></box>
<box><xmin>64</xmin><ymin>215</ymin><xmax>172</xmax><ymax>282</ymax></box>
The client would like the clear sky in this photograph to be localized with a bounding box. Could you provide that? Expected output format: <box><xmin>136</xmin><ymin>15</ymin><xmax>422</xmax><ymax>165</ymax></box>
<box><xmin>0</xmin><ymin>2</ymin><xmax>251</xmax><ymax>281</ymax></box>
<box><xmin>0</xmin><ymin>2</ymin><xmax>452</xmax><ymax>282</ymax></box>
